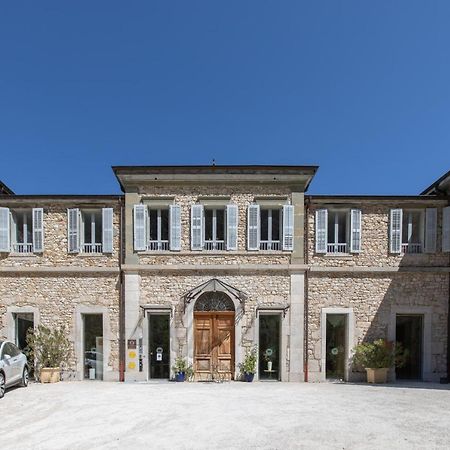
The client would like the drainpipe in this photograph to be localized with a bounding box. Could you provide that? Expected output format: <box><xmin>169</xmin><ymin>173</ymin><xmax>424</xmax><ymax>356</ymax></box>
<box><xmin>304</xmin><ymin>197</ymin><xmax>310</xmax><ymax>382</ymax></box>
<box><xmin>119</xmin><ymin>196</ymin><xmax>125</xmax><ymax>382</ymax></box>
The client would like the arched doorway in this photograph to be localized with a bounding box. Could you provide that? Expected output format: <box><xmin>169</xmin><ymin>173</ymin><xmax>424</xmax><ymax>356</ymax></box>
<box><xmin>194</xmin><ymin>291</ymin><xmax>235</xmax><ymax>381</ymax></box>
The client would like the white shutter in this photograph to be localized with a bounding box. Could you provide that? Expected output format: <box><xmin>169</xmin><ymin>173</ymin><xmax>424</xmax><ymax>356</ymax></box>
<box><xmin>102</xmin><ymin>208</ymin><xmax>114</xmax><ymax>253</ymax></box>
<box><xmin>390</xmin><ymin>209</ymin><xmax>402</xmax><ymax>254</ymax></box>
<box><xmin>169</xmin><ymin>204</ymin><xmax>182</xmax><ymax>251</ymax></box>
<box><xmin>67</xmin><ymin>208</ymin><xmax>80</xmax><ymax>253</ymax></box>
<box><xmin>247</xmin><ymin>204</ymin><xmax>260</xmax><ymax>251</ymax></box>
<box><xmin>191</xmin><ymin>204</ymin><xmax>204</xmax><ymax>250</ymax></box>
<box><xmin>0</xmin><ymin>207</ymin><xmax>10</xmax><ymax>252</ymax></box>
<box><xmin>133</xmin><ymin>205</ymin><xmax>147</xmax><ymax>251</ymax></box>
<box><xmin>282</xmin><ymin>205</ymin><xmax>294</xmax><ymax>251</ymax></box>
<box><xmin>424</xmin><ymin>208</ymin><xmax>437</xmax><ymax>253</ymax></box>
<box><xmin>442</xmin><ymin>206</ymin><xmax>450</xmax><ymax>253</ymax></box>
<box><xmin>226</xmin><ymin>204</ymin><xmax>238</xmax><ymax>251</ymax></box>
<box><xmin>315</xmin><ymin>209</ymin><xmax>328</xmax><ymax>253</ymax></box>
<box><xmin>32</xmin><ymin>208</ymin><xmax>44</xmax><ymax>253</ymax></box>
<box><xmin>350</xmin><ymin>209</ymin><xmax>362</xmax><ymax>253</ymax></box>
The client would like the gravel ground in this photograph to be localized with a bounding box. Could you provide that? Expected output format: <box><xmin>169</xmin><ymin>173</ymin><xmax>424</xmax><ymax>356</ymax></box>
<box><xmin>2</xmin><ymin>380</ymin><xmax>450</xmax><ymax>449</ymax></box>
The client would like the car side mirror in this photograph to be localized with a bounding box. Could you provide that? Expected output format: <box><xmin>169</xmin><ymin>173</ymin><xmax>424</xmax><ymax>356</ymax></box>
<box><xmin>3</xmin><ymin>354</ymin><xmax>11</xmax><ymax>361</ymax></box>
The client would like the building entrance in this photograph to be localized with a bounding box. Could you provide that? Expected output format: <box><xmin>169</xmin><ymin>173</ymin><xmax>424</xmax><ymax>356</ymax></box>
<box><xmin>193</xmin><ymin>291</ymin><xmax>235</xmax><ymax>381</ymax></box>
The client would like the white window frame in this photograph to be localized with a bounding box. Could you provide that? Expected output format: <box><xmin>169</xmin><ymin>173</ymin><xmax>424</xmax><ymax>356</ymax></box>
<box><xmin>147</xmin><ymin>207</ymin><xmax>170</xmax><ymax>251</ymax></box>
<box><xmin>259</xmin><ymin>208</ymin><xmax>282</xmax><ymax>251</ymax></box>
<box><xmin>203</xmin><ymin>208</ymin><xmax>226</xmax><ymax>251</ymax></box>
<box><xmin>401</xmin><ymin>209</ymin><xmax>424</xmax><ymax>254</ymax></box>
<box><xmin>326</xmin><ymin>209</ymin><xmax>349</xmax><ymax>254</ymax></box>
<box><xmin>80</xmin><ymin>210</ymin><xmax>103</xmax><ymax>254</ymax></box>
<box><xmin>11</xmin><ymin>209</ymin><xmax>34</xmax><ymax>254</ymax></box>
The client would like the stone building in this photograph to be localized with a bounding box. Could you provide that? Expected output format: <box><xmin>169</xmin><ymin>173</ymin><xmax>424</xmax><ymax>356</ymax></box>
<box><xmin>0</xmin><ymin>165</ymin><xmax>449</xmax><ymax>383</ymax></box>
<box><xmin>0</xmin><ymin>193</ymin><xmax>122</xmax><ymax>381</ymax></box>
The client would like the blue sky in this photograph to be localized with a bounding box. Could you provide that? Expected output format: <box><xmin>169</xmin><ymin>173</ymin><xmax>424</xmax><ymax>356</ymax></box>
<box><xmin>1</xmin><ymin>1</ymin><xmax>449</xmax><ymax>195</ymax></box>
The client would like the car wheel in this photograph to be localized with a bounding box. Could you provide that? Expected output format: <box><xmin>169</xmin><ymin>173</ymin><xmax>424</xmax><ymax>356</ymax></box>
<box><xmin>0</xmin><ymin>372</ymin><xmax>5</xmax><ymax>399</ymax></box>
<box><xmin>20</xmin><ymin>367</ymin><xmax>29</xmax><ymax>387</ymax></box>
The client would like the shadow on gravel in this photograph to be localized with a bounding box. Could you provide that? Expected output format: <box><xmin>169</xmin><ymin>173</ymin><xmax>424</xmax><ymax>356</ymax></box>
<box><xmin>345</xmin><ymin>381</ymin><xmax>450</xmax><ymax>391</ymax></box>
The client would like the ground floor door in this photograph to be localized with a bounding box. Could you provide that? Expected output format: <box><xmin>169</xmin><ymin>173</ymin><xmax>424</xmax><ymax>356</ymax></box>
<box><xmin>194</xmin><ymin>312</ymin><xmax>234</xmax><ymax>381</ymax></box>
<box><xmin>148</xmin><ymin>314</ymin><xmax>170</xmax><ymax>379</ymax></box>
<box><xmin>325</xmin><ymin>314</ymin><xmax>347</xmax><ymax>380</ymax></box>
<box><xmin>396</xmin><ymin>314</ymin><xmax>423</xmax><ymax>380</ymax></box>
<box><xmin>83</xmin><ymin>314</ymin><xmax>103</xmax><ymax>380</ymax></box>
<box><xmin>259</xmin><ymin>314</ymin><xmax>281</xmax><ymax>380</ymax></box>
<box><xmin>14</xmin><ymin>313</ymin><xmax>34</xmax><ymax>350</ymax></box>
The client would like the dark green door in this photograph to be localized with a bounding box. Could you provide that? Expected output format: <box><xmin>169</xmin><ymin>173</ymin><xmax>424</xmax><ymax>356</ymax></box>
<box><xmin>326</xmin><ymin>314</ymin><xmax>347</xmax><ymax>380</ymax></box>
<box><xmin>149</xmin><ymin>314</ymin><xmax>170</xmax><ymax>379</ymax></box>
<box><xmin>396</xmin><ymin>315</ymin><xmax>423</xmax><ymax>380</ymax></box>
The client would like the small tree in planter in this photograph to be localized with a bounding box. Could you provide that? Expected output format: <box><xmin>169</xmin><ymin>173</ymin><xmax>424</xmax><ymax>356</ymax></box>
<box><xmin>353</xmin><ymin>339</ymin><xmax>407</xmax><ymax>383</ymax></box>
<box><xmin>26</xmin><ymin>325</ymin><xmax>71</xmax><ymax>383</ymax></box>
<box><xmin>239</xmin><ymin>345</ymin><xmax>258</xmax><ymax>382</ymax></box>
<box><xmin>172</xmin><ymin>356</ymin><xmax>193</xmax><ymax>382</ymax></box>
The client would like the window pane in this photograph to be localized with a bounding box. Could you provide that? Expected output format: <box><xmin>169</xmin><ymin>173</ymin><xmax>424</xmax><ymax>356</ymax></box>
<box><xmin>327</xmin><ymin>214</ymin><xmax>334</xmax><ymax>244</ymax></box>
<box><xmin>205</xmin><ymin>209</ymin><xmax>213</xmax><ymax>241</ymax></box>
<box><xmin>271</xmin><ymin>209</ymin><xmax>280</xmax><ymax>241</ymax></box>
<box><xmin>95</xmin><ymin>211</ymin><xmax>102</xmax><ymax>244</ymax></box>
<box><xmin>84</xmin><ymin>213</ymin><xmax>92</xmax><ymax>244</ymax></box>
<box><xmin>216</xmin><ymin>209</ymin><xmax>225</xmax><ymax>240</ymax></box>
<box><xmin>410</xmin><ymin>212</ymin><xmax>422</xmax><ymax>243</ymax></box>
<box><xmin>161</xmin><ymin>209</ymin><xmax>169</xmax><ymax>240</ymax></box>
<box><xmin>260</xmin><ymin>209</ymin><xmax>269</xmax><ymax>240</ymax></box>
<box><xmin>25</xmin><ymin>211</ymin><xmax>32</xmax><ymax>243</ymax></box>
<box><xmin>149</xmin><ymin>210</ymin><xmax>158</xmax><ymax>241</ymax></box>
<box><xmin>337</xmin><ymin>212</ymin><xmax>346</xmax><ymax>243</ymax></box>
<box><xmin>16</xmin><ymin>213</ymin><xmax>24</xmax><ymax>243</ymax></box>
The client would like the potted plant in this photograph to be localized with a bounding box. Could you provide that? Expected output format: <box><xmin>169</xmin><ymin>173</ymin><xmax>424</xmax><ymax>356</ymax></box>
<box><xmin>239</xmin><ymin>345</ymin><xmax>258</xmax><ymax>382</ymax></box>
<box><xmin>353</xmin><ymin>339</ymin><xmax>407</xmax><ymax>383</ymax></box>
<box><xmin>172</xmin><ymin>356</ymin><xmax>193</xmax><ymax>382</ymax></box>
<box><xmin>26</xmin><ymin>325</ymin><xmax>71</xmax><ymax>383</ymax></box>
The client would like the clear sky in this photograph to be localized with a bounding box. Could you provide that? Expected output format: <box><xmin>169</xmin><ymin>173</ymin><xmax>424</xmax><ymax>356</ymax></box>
<box><xmin>1</xmin><ymin>1</ymin><xmax>449</xmax><ymax>195</ymax></box>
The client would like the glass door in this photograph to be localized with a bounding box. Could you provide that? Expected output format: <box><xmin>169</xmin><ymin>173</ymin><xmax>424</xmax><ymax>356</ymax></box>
<box><xmin>149</xmin><ymin>314</ymin><xmax>170</xmax><ymax>379</ymax></box>
<box><xmin>83</xmin><ymin>314</ymin><xmax>103</xmax><ymax>380</ymax></box>
<box><xmin>325</xmin><ymin>314</ymin><xmax>347</xmax><ymax>380</ymax></box>
<box><xmin>258</xmin><ymin>314</ymin><xmax>281</xmax><ymax>380</ymax></box>
<box><xmin>396</xmin><ymin>315</ymin><xmax>423</xmax><ymax>380</ymax></box>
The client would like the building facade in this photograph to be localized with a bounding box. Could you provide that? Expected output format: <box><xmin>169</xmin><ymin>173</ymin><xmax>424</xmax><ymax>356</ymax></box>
<box><xmin>0</xmin><ymin>165</ymin><xmax>449</xmax><ymax>383</ymax></box>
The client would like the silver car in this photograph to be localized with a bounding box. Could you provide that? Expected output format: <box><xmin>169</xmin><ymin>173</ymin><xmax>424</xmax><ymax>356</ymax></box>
<box><xmin>0</xmin><ymin>340</ymin><xmax>29</xmax><ymax>399</ymax></box>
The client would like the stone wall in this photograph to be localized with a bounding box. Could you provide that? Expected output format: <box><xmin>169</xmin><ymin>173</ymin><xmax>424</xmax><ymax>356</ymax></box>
<box><xmin>0</xmin><ymin>273</ymin><xmax>120</xmax><ymax>379</ymax></box>
<box><xmin>0</xmin><ymin>203</ymin><xmax>121</xmax><ymax>268</ymax></box>
<box><xmin>307</xmin><ymin>272</ymin><xmax>449</xmax><ymax>380</ymax></box>
<box><xmin>307</xmin><ymin>201</ymin><xmax>449</xmax><ymax>267</ymax></box>
<box><xmin>132</xmin><ymin>184</ymin><xmax>294</xmax><ymax>258</ymax></box>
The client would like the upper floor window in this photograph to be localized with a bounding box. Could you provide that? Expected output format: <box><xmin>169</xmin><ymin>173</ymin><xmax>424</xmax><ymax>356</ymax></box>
<box><xmin>247</xmin><ymin>204</ymin><xmax>294</xmax><ymax>251</ymax></box>
<box><xmin>390</xmin><ymin>208</ymin><xmax>436</xmax><ymax>254</ymax></box>
<box><xmin>315</xmin><ymin>208</ymin><xmax>361</xmax><ymax>255</ymax></box>
<box><xmin>133</xmin><ymin>204</ymin><xmax>181</xmax><ymax>252</ymax></box>
<box><xmin>191</xmin><ymin>204</ymin><xmax>237</xmax><ymax>251</ymax></box>
<box><xmin>68</xmin><ymin>208</ymin><xmax>113</xmax><ymax>254</ymax></box>
<box><xmin>0</xmin><ymin>207</ymin><xmax>44</xmax><ymax>254</ymax></box>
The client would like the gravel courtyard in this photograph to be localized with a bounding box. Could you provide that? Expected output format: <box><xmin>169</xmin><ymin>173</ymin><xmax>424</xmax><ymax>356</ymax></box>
<box><xmin>2</xmin><ymin>381</ymin><xmax>450</xmax><ymax>449</ymax></box>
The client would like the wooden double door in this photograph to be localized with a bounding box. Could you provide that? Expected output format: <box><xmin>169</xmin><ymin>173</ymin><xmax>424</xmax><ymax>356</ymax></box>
<box><xmin>194</xmin><ymin>312</ymin><xmax>235</xmax><ymax>381</ymax></box>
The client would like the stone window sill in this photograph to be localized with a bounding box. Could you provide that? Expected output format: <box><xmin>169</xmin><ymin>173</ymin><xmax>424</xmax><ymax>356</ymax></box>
<box><xmin>77</xmin><ymin>253</ymin><xmax>113</xmax><ymax>257</ymax></box>
<box><xmin>9</xmin><ymin>253</ymin><xmax>40</xmax><ymax>258</ymax></box>
<box><xmin>138</xmin><ymin>250</ymin><xmax>292</xmax><ymax>256</ymax></box>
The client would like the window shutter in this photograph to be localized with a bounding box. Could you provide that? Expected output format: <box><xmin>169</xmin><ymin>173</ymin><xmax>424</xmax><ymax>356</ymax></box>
<box><xmin>32</xmin><ymin>208</ymin><xmax>44</xmax><ymax>253</ymax></box>
<box><xmin>424</xmin><ymin>208</ymin><xmax>437</xmax><ymax>253</ymax></box>
<box><xmin>133</xmin><ymin>205</ymin><xmax>147</xmax><ymax>251</ymax></box>
<box><xmin>443</xmin><ymin>206</ymin><xmax>450</xmax><ymax>252</ymax></box>
<box><xmin>350</xmin><ymin>209</ymin><xmax>362</xmax><ymax>253</ymax></box>
<box><xmin>191</xmin><ymin>204</ymin><xmax>204</xmax><ymax>250</ymax></box>
<box><xmin>390</xmin><ymin>209</ymin><xmax>402</xmax><ymax>254</ymax></box>
<box><xmin>102</xmin><ymin>208</ymin><xmax>114</xmax><ymax>253</ymax></box>
<box><xmin>169</xmin><ymin>204</ymin><xmax>182</xmax><ymax>251</ymax></box>
<box><xmin>282</xmin><ymin>205</ymin><xmax>294</xmax><ymax>251</ymax></box>
<box><xmin>226</xmin><ymin>204</ymin><xmax>238</xmax><ymax>251</ymax></box>
<box><xmin>0</xmin><ymin>207</ymin><xmax>10</xmax><ymax>252</ymax></box>
<box><xmin>315</xmin><ymin>209</ymin><xmax>328</xmax><ymax>253</ymax></box>
<box><xmin>247</xmin><ymin>204</ymin><xmax>260</xmax><ymax>251</ymax></box>
<box><xmin>67</xmin><ymin>208</ymin><xmax>80</xmax><ymax>253</ymax></box>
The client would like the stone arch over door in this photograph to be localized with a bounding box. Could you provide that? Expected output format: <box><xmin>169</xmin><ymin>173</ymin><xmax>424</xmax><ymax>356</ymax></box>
<box><xmin>184</xmin><ymin>279</ymin><xmax>244</xmax><ymax>379</ymax></box>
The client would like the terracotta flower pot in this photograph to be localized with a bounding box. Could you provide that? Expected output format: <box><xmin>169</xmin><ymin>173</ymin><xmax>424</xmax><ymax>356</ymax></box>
<box><xmin>40</xmin><ymin>367</ymin><xmax>60</xmax><ymax>383</ymax></box>
<box><xmin>365</xmin><ymin>368</ymin><xmax>389</xmax><ymax>384</ymax></box>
